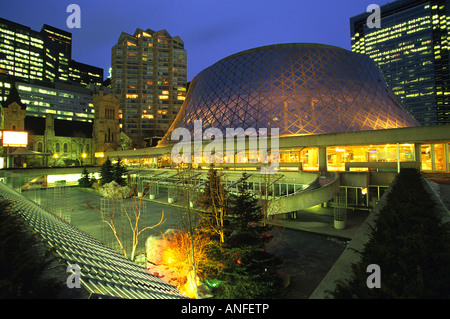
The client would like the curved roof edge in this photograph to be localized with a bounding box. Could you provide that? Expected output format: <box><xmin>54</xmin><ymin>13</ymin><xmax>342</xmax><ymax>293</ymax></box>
<box><xmin>216</xmin><ymin>43</ymin><xmax>348</xmax><ymax>64</ymax></box>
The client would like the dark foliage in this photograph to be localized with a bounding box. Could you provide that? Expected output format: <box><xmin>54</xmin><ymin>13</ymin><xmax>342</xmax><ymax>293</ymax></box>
<box><xmin>204</xmin><ymin>172</ymin><xmax>283</xmax><ymax>299</ymax></box>
<box><xmin>99</xmin><ymin>158</ymin><xmax>114</xmax><ymax>186</ymax></box>
<box><xmin>0</xmin><ymin>198</ymin><xmax>62</xmax><ymax>298</ymax></box>
<box><xmin>330</xmin><ymin>168</ymin><xmax>450</xmax><ymax>298</ymax></box>
<box><xmin>78</xmin><ymin>167</ymin><xmax>93</xmax><ymax>188</ymax></box>
<box><xmin>112</xmin><ymin>158</ymin><xmax>128</xmax><ymax>186</ymax></box>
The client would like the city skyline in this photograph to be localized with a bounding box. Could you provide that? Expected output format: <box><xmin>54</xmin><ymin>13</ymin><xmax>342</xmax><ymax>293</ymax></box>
<box><xmin>1</xmin><ymin>0</ymin><xmax>450</xmax><ymax>303</ymax></box>
<box><xmin>1</xmin><ymin>0</ymin><xmax>387</xmax><ymax>82</ymax></box>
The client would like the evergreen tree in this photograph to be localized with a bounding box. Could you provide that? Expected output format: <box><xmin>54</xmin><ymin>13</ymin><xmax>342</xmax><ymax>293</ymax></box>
<box><xmin>330</xmin><ymin>169</ymin><xmax>450</xmax><ymax>298</ymax></box>
<box><xmin>112</xmin><ymin>157</ymin><xmax>128</xmax><ymax>186</ymax></box>
<box><xmin>99</xmin><ymin>158</ymin><xmax>114</xmax><ymax>186</ymax></box>
<box><xmin>197</xmin><ymin>164</ymin><xmax>229</xmax><ymax>244</ymax></box>
<box><xmin>78</xmin><ymin>167</ymin><xmax>92</xmax><ymax>188</ymax></box>
<box><xmin>213</xmin><ymin>173</ymin><xmax>282</xmax><ymax>298</ymax></box>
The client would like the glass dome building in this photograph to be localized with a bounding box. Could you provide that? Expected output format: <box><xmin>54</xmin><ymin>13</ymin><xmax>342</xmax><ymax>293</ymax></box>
<box><xmin>159</xmin><ymin>43</ymin><xmax>418</xmax><ymax>145</ymax></box>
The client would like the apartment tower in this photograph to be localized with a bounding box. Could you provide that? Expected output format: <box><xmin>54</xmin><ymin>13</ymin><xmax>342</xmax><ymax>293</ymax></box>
<box><xmin>111</xmin><ymin>28</ymin><xmax>187</xmax><ymax>147</ymax></box>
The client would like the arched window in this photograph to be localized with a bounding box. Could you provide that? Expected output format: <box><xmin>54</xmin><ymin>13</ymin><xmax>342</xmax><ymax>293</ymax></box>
<box><xmin>37</xmin><ymin>142</ymin><xmax>43</xmax><ymax>153</ymax></box>
<box><xmin>64</xmin><ymin>143</ymin><xmax>68</xmax><ymax>153</ymax></box>
<box><xmin>55</xmin><ymin>143</ymin><xmax>60</xmax><ymax>153</ymax></box>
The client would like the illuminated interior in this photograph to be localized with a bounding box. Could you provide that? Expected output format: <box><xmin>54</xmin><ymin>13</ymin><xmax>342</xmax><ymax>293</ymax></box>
<box><xmin>116</xmin><ymin>140</ymin><xmax>450</xmax><ymax>173</ymax></box>
<box><xmin>327</xmin><ymin>144</ymin><xmax>416</xmax><ymax>172</ymax></box>
<box><xmin>421</xmin><ymin>143</ymin><xmax>449</xmax><ymax>171</ymax></box>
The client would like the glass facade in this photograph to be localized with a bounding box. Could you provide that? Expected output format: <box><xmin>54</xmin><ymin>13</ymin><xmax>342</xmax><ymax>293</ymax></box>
<box><xmin>15</xmin><ymin>82</ymin><xmax>94</xmax><ymax>122</ymax></box>
<box><xmin>0</xmin><ymin>17</ymin><xmax>104</xmax><ymax>124</ymax></box>
<box><xmin>0</xmin><ymin>18</ymin><xmax>103</xmax><ymax>85</ymax></box>
<box><xmin>160</xmin><ymin>43</ymin><xmax>418</xmax><ymax>146</ymax></box>
<box><xmin>68</xmin><ymin>60</ymin><xmax>104</xmax><ymax>86</ymax></box>
<box><xmin>279</xmin><ymin>148</ymin><xmax>319</xmax><ymax>171</ymax></box>
<box><xmin>0</xmin><ymin>18</ymin><xmax>44</xmax><ymax>81</ymax></box>
<box><xmin>421</xmin><ymin>143</ymin><xmax>449</xmax><ymax>170</ymax></box>
<box><xmin>351</xmin><ymin>0</ymin><xmax>450</xmax><ymax>125</ymax></box>
<box><xmin>327</xmin><ymin>144</ymin><xmax>416</xmax><ymax>171</ymax></box>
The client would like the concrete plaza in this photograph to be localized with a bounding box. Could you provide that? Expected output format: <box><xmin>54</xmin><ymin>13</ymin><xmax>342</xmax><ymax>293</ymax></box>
<box><xmin>20</xmin><ymin>185</ymin><xmax>351</xmax><ymax>299</ymax></box>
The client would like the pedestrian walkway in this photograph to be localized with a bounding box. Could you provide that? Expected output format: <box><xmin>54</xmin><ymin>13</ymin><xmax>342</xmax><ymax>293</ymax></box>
<box><xmin>267</xmin><ymin>206</ymin><xmax>370</xmax><ymax>240</ymax></box>
<box><xmin>143</xmin><ymin>187</ymin><xmax>370</xmax><ymax>240</ymax></box>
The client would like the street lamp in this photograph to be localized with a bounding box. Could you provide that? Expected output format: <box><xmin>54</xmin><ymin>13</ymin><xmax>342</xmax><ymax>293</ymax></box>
<box><xmin>81</xmin><ymin>153</ymin><xmax>87</xmax><ymax>166</ymax></box>
<box><xmin>53</xmin><ymin>153</ymin><xmax>59</xmax><ymax>167</ymax></box>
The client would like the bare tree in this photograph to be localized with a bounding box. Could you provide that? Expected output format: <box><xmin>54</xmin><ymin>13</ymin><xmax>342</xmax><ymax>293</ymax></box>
<box><xmin>89</xmin><ymin>180</ymin><xmax>165</xmax><ymax>261</ymax></box>
<box><xmin>174</xmin><ymin>162</ymin><xmax>202</xmax><ymax>298</ymax></box>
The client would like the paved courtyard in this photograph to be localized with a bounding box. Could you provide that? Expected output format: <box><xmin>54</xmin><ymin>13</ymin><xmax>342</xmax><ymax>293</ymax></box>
<box><xmin>23</xmin><ymin>186</ymin><xmax>183</xmax><ymax>256</ymax></box>
<box><xmin>20</xmin><ymin>185</ymin><xmax>348</xmax><ymax>299</ymax></box>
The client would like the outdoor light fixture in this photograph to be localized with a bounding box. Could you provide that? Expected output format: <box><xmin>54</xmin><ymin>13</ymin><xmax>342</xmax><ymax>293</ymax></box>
<box><xmin>81</xmin><ymin>153</ymin><xmax>87</xmax><ymax>165</ymax></box>
<box><xmin>2</xmin><ymin>131</ymin><xmax>28</xmax><ymax>147</ymax></box>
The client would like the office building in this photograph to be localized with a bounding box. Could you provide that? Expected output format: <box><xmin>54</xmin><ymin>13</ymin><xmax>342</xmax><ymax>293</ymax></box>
<box><xmin>0</xmin><ymin>17</ymin><xmax>103</xmax><ymax>85</ymax></box>
<box><xmin>350</xmin><ymin>0</ymin><xmax>450</xmax><ymax>126</ymax></box>
<box><xmin>0</xmin><ymin>17</ymin><xmax>105</xmax><ymax>123</ymax></box>
<box><xmin>111</xmin><ymin>28</ymin><xmax>187</xmax><ymax>147</ymax></box>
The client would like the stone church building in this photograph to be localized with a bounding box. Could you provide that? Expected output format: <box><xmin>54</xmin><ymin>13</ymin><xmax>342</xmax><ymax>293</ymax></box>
<box><xmin>1</xmin><ymin>87</ymin><xmax>126</xmax><ymax>168</ymax></box>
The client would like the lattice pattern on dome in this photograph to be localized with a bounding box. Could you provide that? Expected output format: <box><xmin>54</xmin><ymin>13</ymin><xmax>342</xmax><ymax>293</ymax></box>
<box><xmin>159</xmin><ymin>43</ymin><xmax>418</xmax><ymax>145</ymax></box>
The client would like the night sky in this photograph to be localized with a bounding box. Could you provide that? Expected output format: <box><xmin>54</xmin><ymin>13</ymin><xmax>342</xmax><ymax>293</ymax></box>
<box><xmin>1</xmin><ymin>0</ymin><xmax>389</xmax><ymax>82</ymax></box>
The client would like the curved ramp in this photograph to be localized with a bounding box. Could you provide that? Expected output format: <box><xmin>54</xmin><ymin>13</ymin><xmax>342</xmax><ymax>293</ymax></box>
<box><xmin>268</xmin><ymin>173</ymin><xmax>340</xmax><ymax>215</ymax></box>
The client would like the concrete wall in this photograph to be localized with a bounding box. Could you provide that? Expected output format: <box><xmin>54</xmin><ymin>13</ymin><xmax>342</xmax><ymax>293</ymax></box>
<box><xmin>339</xmin><ymin>172</ymin><xmax>369</xmax><ymax>187</ymax></box>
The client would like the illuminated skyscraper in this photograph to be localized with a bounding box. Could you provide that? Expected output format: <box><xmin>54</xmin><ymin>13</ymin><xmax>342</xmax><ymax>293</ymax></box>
<box><xmin>111</xmin><ymin>28</ymin><xmax>187</xmax><ymax>147</ymax></box>
<box><xmin>0</xmin><ymin>17</ymin><xmax>103</xmax><ymax>85</ymax></box>
<box><xmin>350</xmin><ymin>0</ymin><xmax>450</xmax><ymax>125</ymax></box>
<box><xmin>0</xmin><ymin>17</ymin><xmax>104</xmax><ymax>123</ymax></box>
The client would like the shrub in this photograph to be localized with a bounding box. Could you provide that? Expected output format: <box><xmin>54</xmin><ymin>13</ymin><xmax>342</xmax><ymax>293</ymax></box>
<box><xmin>78</xmin><ymin>167</ymin><xmax>93</xmax><ymax>188</ymax></box>
<box><xmin>99</xmin><ymin>181</ymin><xmax>133</xmax><ymax>199</ymax></box>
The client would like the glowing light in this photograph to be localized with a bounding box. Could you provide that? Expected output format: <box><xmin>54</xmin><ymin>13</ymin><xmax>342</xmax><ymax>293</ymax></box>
<box><xmin>2</xmin><ymin>131</ymin><xmax>28</xmax><ymax>147</ymax></box>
